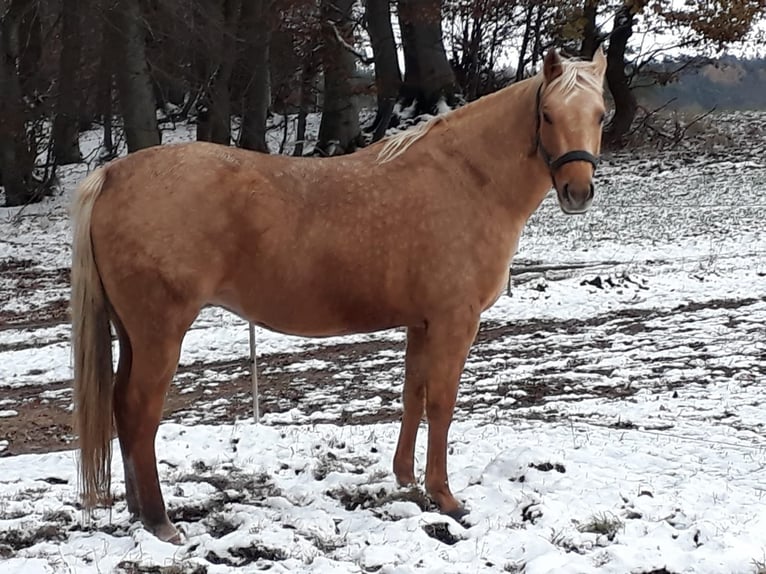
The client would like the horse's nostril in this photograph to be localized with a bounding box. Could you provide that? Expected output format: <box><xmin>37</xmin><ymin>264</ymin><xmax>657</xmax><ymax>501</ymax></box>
<box><xmin>563</xmin><ymin>183</ymin><xmax>571</xmax><ymax>203</ymax></box>
<box><xmin>588</xmin><ymin>183</ymin><xmax>595</xmax><ymax>201</ymax></box>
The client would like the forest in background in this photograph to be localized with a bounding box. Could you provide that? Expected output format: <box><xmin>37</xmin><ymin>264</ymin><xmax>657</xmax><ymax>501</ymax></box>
<box><xmin>638</xmin><ymin>56</ymin><xmax>766</xmax><ymax>112</ymax></box>
<box><xmin>0</xmin><ymin>0</ymin><xmax>764</xmax><ymax>207</ymax></box>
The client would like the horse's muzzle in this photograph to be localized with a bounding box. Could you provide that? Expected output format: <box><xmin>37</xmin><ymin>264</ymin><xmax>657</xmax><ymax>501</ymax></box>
<box><xmin>558</xmin><ymin>182</ymin><xmax>594</xmax><ymax>214</ymax></box>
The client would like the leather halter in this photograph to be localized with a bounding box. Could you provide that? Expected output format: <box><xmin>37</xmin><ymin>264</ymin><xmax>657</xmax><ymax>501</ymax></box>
<box><xmin>534</xmin><ymin>83</ymin><xmax>600</xmax><ymax>180</ymax></box>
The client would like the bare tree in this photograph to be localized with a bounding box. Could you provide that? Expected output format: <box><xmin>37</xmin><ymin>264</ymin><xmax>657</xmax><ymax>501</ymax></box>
<box><xmin>265</xmin><ymin>0</ymin><xmax>319</xmax><ymax>155</ymax></box>
<box><xmin>514</xmin><ymin>1</ymin><xmax>534</xmax><ymax>81</ymax></box>
<box><xmin>529</xmin><ymin>0</ymin><xmax>545</xmax><ymax>70</ymax></box>
<box><xmin>602</xmin><ymin>0</ymin><xmax>766</xmax><ymax>147</ymax></box>
<box><xmin>16</xmin><ymin>0</ymin><xmax>41</xmax><ymax>98</ymax></box>
<box><xmin>316</xmin><ymin>0</ymin><xmax>361</xmax><ymax>155</ymax></box>
<box><xmin>52</xmin><ymin>0</ymin><xmax>83</xmax><ymax>164</ymax></box>
<box><xmin>108</xmin><ymin>0</ymin><xmax>160</xmax><ymax>152</ymax></box>
<box><xmin>294</xmin><ymin>58</ymin><xmax>318</xmax><ymax>156</ymax></box>
<box><xmin>365</xmin><ymin>0</ymin><xmax>401</xmax><ymax>140</ymax></box>
<box><xmin>196</xmin><ymin>0</ymin><xmax>241</xmax><ymax>145</ymax></box>
<box><xmin>445</xmin><ymin>0</ymin><xmax>518</xmax><ymax>98</ymax></box>
<box><xmin>398</xmin><ymin>0</ymin><xmax>459</xmax><ymax>114</ymax></box>
<box><xmin>579</xmin><ymin>0</ymin><xmax>601</xmax><ymax>58</ymax></box>
<box><xmin>513</xmin><ymin>0</ymin><xmax>553</xmax><ymax>81</ymax></box>
<box><xmin>0</xmin><ymin>0</ymin><xmax>37</xmax><ymax>206</ymax></box>
<box><xmin>96</xmin><ymin>3</ymin><xmax>114</xmax><ymax>158</ymax></box>
<box><xmin>238</xmin><ymin>0</ymin><xmax>272</xmax><ymax>153</ymax></box>
<box><xmin>604</xmin><ymin>1</ymin><xmax>640</xmax><ymax>147</ymax></box>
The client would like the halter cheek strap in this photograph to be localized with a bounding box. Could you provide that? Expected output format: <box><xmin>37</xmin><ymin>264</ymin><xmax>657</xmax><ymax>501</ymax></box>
<box><xmin>534</xmin><ymin>84</ymin><xmax>600</xmax><ymax>178</ymax></box>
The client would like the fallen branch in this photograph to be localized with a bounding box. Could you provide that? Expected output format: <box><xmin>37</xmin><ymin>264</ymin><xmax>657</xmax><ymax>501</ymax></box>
<box><xmin>670</xmin><ymin>106</ymin><xmax>717</xmax><ymax>149</ymax></box>
<box><xmin>627</xmin><ymin>97</ymin><xmax>678</xmax><ymax>140</ymax></box>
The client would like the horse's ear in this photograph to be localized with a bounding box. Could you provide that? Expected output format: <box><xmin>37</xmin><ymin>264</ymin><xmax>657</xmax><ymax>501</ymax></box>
<box><xmin>592</xmin><ymin>46</ymin><xmax>607</xmax><ymax>77</ymax></box>
<box><xmin>543</xmin><ymin>49</ymin><xmax>563</xmax><ymax>84</ymax></box>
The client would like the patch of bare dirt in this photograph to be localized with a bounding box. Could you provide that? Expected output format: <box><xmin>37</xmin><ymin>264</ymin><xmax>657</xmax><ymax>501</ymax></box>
<box><xmin>0</xmin><ymin>298</ymin><xmax>70</xmax><ymax>331</ymax></box>
<box><xmin>2</xmin><ymin>295</ymin><xmax>763</xmax><ymax>457</ymax></box>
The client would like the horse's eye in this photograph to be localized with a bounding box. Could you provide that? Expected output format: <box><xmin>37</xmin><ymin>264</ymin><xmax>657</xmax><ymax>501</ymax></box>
<box><xmin>543</xmin><ymin>112</ymin><xmax>552</xmax><ymax>125</ymax></box>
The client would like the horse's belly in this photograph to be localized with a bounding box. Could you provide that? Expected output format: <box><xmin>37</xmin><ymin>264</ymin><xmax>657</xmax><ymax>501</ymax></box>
<box><xmin>212</xmin><ymin>283</ymin><xmax>405</xmax><ymax>338</ymax></box>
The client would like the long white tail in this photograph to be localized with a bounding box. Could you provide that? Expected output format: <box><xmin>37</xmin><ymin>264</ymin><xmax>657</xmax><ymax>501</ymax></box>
<box><xmin>70</xmin><ymin>167</ymin><xmax>114</xmax><ymax>507</ymax></box>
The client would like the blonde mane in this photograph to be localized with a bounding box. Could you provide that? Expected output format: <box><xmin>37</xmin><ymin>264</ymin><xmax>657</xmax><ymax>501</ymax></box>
<box><xmin>546</xmin><ymin>59</ymin><xmax>603</xmax><ymax>102</ymax></box>
<box><xmin>376</xmin><ymin>116</ymin><xmax>444</xmax><ymax>164</ymax></box>
<box><xmin>376</xmin><ymin>57</ymin><xmax>602</xmax><ymax>164</ymax></box>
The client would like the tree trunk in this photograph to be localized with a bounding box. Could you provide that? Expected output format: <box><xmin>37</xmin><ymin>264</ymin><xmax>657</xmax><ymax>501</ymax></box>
<box><xmin>109</xmin><ymin>0</ymin><xmax>160</xmax><ymax>152</ymax></box>
<box><xmin>316</xmin><ymin>0</ymin><xmax>361</xmax><ymax>156</ymax></box>
<box><xmin>365</xmin><ymin>0</ymin><xmax>401</xmax><ymax>140</ymax></box>
<box><xmin>397</xmin><ymin>0</ymin><xmax>459</xmax><ymax>115</ymax></box>
<box><xmin>579</xmin><ymin>0</ymin><xmax>600</xmax><ymax>59</ymax></box>
<box><xmin>98</xmin><ymin>5</ymin><xmax>114</xmax><ymax>159</ymax></box>
<box><xmin>464</xmin><ymin>5</ymin><xmax>484</xmax><ymax>101</ymax></box>
<box><xmin>210</xmin><ymin>0</ymin><xmax>239</xmax><ymax>144</ymax></box>
<box><xmin>515</xmin><ymin>1</ymin><xmax>535</xmax><ymax>81</ymax></box>
<box><xmin>0</xmin><ymin>0</ymin><xmax>37</xmax><ymax>207</ymax></box>
<box><xmin>294</xmin><ymin>106</ymin><xmax>307</xmax><ymax>156</ymax></box>
<box><xmin>192</xmin><ymin>1</ymin><xmax>211</xmax><ymax>140</ymax></box>
<box><xmin>530</xmin><ymin>3</ymin><xmax>544</xmax><ymax>72</ymax></box>
<box><xmin>17</xmin><ymin>0</ymin><xmax>41</xmax><ymax>99</ymax></box>
<box><xmin>294</xmin><ymin>61</ymin><xmax>314</xmax><ymax>157</ymax></box>
<box><xmin>97</xmin><ymin>1</ymin><xmax>115</xmax><ymax>159</ymax></box>
<box><xmin>196</xmin><ymin>0</ymin><xmax>240</xmax><ymax>145</ymax></box>
<box><xmin>52</xmin><ymin>0</ymin><xmax>83</xmax><ymax>165</ymax></box>
<box><xmin>238</xmin><ymin>0</ymin><xmax>271</xmax><ymax>153</ymax></box>
<box><xmin>604</xmin><ymin>3</ymin><xmax>638</xmax><ymax>147</ymax></box>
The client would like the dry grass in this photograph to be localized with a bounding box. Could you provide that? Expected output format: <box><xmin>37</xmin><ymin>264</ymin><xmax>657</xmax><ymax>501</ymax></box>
<box><xmin>577</xmin><ymin>512</ymin><xmax>624</xmax><ymax>541</ymax></box>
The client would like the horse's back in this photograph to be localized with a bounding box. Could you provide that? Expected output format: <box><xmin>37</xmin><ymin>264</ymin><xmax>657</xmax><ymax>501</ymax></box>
<box><xmin>87</xmin><ymin>143</ymin><xmax>412</xmax><ymax>334</ymax></box>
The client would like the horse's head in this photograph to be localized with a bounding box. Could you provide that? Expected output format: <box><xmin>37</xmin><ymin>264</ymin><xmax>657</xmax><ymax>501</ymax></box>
<box><xmin>536</xmin><ymin>48</ymin><xmax>607</xmax><ymax>215</ymax></box>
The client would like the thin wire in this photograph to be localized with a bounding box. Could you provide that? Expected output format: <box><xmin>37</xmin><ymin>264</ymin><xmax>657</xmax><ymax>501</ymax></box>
<box><xmin>490</xmin><ymin>413</ymin><xmax>766</xmax><ymax>454</ymax></box>
<box><xmin>570</xmin><ymin>417</ymin><xmax>766</xmax><ymax>453</ymax></box>
<box><xmin>593</xmin><ymin>204</ymin><xmax>766</xmax><ymax>210</ymax></box>
<box><xmin>515</xmin><ymin>250</ymin><xmax>766</xmax><ymax>264</ymax></box>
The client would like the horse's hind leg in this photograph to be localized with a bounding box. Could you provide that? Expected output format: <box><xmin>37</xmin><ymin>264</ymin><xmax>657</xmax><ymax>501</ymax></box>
<box><xmin>113</xmin><ymin>309</ymin><xmax>193</xmax><ymax>543</ymax></box>
<box><xmin>393</xmin><ymin>326</ymin><xmax>427</xmax><ymax>486</ymax></box>
<box><xmin>111</xmin><ymin>317</ymin><xmax>138</xmax><ymax>516</ymax></box>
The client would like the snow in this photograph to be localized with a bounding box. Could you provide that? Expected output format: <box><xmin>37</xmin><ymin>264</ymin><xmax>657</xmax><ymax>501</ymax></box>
<box><xmin>1</xmin><ymin>422</ymin><xmax>765</xmax><ymax>573</ymax></box>
<box><xmin>1</xmin><ymin>113</ymin><xmax>765</xmax><ymax>572</ymax></box>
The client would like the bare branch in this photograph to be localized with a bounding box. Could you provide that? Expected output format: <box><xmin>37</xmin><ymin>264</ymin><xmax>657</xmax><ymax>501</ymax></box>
<box><xmin>627</xmin><ymin>98</ymin><xmax>679</xmax><ymax>140</ymax></box>
<box><xmin>328</xmin><ymin>20</ymin><xmax>373</xmax><ymax>65</ymax></box>
<box><xmin>670</xmin><ymin>106</ymin><xmax>717</xmax><ymax>149</ymax></box>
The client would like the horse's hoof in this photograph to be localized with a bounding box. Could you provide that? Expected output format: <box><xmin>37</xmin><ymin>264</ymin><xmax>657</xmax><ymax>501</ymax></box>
<box><xmin>165</xmin><ymin>530</ymin><xmax>183</xmax><ymax>545</ymax></box>
<box><xmin>153</xmin><ymin>522</ymin><xmax>183</xmax><ymax>545</ymax></box>
<box><xmin>444</xmin><ymin>506</ymin><xmax>470</xmax><ymax>525</ymax></box>
<box><xmin>396</xmin><ymin>476</ymin><xmax>417</xmax><ymax>488</ymax></box>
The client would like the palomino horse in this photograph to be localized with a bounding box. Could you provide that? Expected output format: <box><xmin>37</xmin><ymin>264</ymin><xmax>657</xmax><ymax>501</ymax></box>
<box><xmin>71</xmin><ymin>49</ymin><xmax>607</xmax><ymax>542</ymax></box>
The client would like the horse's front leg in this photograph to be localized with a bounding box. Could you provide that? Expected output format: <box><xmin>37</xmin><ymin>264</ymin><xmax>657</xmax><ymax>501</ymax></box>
<box><xmin>421</xmin><ymin>312</ymin><xmax>479</xmax><ymax>518</ymax></box>
<box><xmin>393</xmin><ymin>326</ymin><xmax>428</xmax><ymax>486</ymax></box>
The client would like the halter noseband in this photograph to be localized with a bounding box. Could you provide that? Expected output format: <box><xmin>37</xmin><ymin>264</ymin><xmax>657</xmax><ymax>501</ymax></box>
<box><xmin>534</xmin><ymin>84</ymin><xmax>600</xmax><ymax>179</ymax></box>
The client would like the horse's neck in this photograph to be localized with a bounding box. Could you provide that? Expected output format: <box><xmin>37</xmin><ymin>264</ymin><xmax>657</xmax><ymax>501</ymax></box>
<box><xmin>444</xmin><ymin>77</ymin><xmax>552</xmax><ymax>221</ymax></box>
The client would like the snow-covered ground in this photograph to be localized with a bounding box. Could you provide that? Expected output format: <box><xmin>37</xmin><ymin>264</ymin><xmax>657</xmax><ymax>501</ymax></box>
<box><xmin>0</xmin><ymin>113</ymin><xmax>765</xmax><ymax>573</ymax></box>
